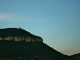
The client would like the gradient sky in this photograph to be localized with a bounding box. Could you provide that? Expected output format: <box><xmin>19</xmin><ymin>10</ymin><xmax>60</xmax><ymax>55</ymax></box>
<box><xmin>0</xmin><ymin>0</ymin><xmax>80</xmax><ymax>55</ymax></box>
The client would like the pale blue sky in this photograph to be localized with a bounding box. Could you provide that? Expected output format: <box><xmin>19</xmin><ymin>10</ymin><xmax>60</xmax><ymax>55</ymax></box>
<box><xmin>0</xmin><ymin>0</ymin><xmax>80</xmax><ymax>55</ymax></box>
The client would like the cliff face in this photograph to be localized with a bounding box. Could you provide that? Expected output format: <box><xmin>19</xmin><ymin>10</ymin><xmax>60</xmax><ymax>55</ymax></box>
<box><xmin>0</xmin><ymin>28</ymin><xmax>43</xmax><ymax>42</ymax></box>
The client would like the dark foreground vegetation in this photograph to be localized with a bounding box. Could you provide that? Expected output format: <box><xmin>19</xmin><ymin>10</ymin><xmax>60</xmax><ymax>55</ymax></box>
<box><xmin>0</xmin><ymin>40</ymin><xmax>75</xmax><ymax>60</ymax></box>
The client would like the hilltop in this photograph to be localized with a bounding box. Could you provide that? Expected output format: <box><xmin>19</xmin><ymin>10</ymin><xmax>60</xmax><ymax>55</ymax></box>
<box><xmin>0</xmin><ymin>28</ymin><xmax>33</xmax><ymax>37</ymax></box>
<box><xmin>0</xmin><ymin>28</ymin><xmax>43</xmax><ymax>42</ymax></box>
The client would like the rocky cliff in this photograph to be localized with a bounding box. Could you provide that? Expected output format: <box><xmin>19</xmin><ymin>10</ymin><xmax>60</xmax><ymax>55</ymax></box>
<box><xmin>0</xmin><ymin>28</ymin><xmax>43</xmax><ymax>42</ymax></box>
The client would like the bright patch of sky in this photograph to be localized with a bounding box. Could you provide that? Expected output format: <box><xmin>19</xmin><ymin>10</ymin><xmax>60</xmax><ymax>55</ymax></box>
<box><xmin>0</xmin><ymin>0</ymin><xmax>80</xmax><ymax>55</ymax></box>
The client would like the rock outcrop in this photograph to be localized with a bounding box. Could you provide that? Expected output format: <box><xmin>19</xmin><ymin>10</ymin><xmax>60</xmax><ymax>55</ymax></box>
<box><xmin>0</xmin><ymin>28</ymin><xmax>43</xmax><ymax>43</ymax></box>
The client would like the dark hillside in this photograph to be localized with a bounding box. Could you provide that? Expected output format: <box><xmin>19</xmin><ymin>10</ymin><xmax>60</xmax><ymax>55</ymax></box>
<box><xmin>71</xmin><ymin>53</ymin><xmax>80</xmax><ymax>60</ymax></box>
<box><xmin>0</xmin><ymin>40</ymin><xmax>75</xmax><ymax>60</ymax></box>
<box><xmin>0</xmin><ymin>28</ymin><xmax>76</xmax><ymax>60</ymax></box>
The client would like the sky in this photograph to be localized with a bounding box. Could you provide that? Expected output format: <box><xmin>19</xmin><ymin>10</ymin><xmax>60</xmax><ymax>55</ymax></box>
<box><xmin>0</xmin><ymin>0</ymin><xmax>80</xmax><ymax>55</ymax></box>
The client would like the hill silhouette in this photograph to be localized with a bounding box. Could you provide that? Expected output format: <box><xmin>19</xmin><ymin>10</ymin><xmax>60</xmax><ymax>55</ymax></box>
<box><xmin>71</xmin><ymin>53</ymin><xmax>80</xmax><ymax>60</ymax></box>
<box><xmin>0</xmin><ymin>28</ymin><xmax>75</xmax><ymax>60</ymax></box>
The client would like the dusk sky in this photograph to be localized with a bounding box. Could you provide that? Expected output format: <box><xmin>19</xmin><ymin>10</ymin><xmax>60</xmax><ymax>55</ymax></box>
<box><xmin>0</xmin><ymin>0</ymin><xmax>80</xmax><ymax>55</ymax></box>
